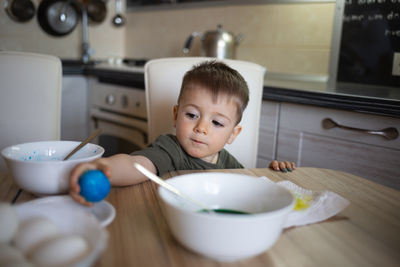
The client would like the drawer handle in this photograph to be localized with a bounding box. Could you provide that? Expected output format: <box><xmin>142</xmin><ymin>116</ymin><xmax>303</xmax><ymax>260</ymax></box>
<box><xmin>322</xmin><ymin>118</ymin><xmax>399</xmax><ymax>140</ymax></box>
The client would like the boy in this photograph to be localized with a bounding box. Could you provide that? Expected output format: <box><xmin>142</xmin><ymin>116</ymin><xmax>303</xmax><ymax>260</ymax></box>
<box><xmin>69</xmin><ymin>61</ymin><xmax>295</xmax><ymax>205</ymax></box>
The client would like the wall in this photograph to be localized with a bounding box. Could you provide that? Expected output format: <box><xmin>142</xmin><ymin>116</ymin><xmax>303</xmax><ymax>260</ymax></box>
<box><xmin>0</xmin><ymin>1</ymin><xmax>335</xmax><ymax>76</ymax></box>
<box><xmin>0</xmin><ymin>0</ymin><xmax>125</xmax><ymax>59</ymax></box>
<box><xmin>125</xmin><ymin>2</ymin><xmax>335</xmax><ymax>75</ymax></box>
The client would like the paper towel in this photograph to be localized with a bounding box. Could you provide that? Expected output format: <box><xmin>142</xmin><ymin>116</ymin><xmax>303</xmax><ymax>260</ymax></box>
<box><xmin>260</xmin><ymin>177</ymin><xmax>350</xmax><ymax>228</ymax></box>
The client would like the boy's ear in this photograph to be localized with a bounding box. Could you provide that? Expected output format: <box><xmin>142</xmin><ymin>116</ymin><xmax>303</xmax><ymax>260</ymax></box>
<box><xmin>227</xmin><ymin>125</ymin><xmax>242</xmax><ymax>144</ymax></box>
<box><xmin>173</xmin><ymin>105</ymin><xmax>179</xmax><ymax>127</ymax></box>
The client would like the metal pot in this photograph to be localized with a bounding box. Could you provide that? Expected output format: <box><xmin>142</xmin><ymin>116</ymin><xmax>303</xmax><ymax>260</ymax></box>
<box><xmin>37</xmin><ymin>0</ymin><xmax>78</xmax><ymax>37</ymax></box>
<box><xmin>4</xmin><ymin>0</ymin><xmax>36</xmax><ymax>22</ymax></box>
<box><xmin>83</xmin><ymin>0</ymin><xmax>107</xmax><ymax>24</ymax></box>
<box><xmin>183</xmin><ymin>25</ymin><xmax>243</xmax><ymax>59</ymax></box>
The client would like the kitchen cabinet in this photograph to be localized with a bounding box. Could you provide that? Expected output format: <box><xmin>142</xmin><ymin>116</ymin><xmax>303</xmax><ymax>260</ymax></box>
<box><xmin>256</xmin><ymin>101</ymin><xmax>279</xmax><ymax>167</ymax></box>
<box><xmin>61</xmin><ymin>76</ymin><xmax>89</xmax><ymax>141</ymax></box>
<box><xmin>257</xmin><ymin>101</ymin><xmax>400</xmax><ymax>190</ymax></box>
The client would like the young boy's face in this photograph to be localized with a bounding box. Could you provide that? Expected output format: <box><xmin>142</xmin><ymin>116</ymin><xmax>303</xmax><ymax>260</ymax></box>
<box><xmin>173</xmin><ymin>86</ymin><xmax>242</xmax><ymax>163</ymax></box>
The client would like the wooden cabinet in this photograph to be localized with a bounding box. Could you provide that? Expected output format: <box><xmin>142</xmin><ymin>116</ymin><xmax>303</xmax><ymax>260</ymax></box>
<box><xmin>257</xmin><ymin>101</ymin><xmax>400</xmax><ymax>190</ymax></box>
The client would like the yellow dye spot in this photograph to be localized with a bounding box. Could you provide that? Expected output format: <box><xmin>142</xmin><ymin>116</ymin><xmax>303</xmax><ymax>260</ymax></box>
<box><xmin>293</xmin><ymin>194</ymin><xmax>311</xmax><ymax>211</ymax></box>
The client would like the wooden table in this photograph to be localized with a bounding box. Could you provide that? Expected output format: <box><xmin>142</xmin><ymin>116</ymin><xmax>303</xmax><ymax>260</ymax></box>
<box><xmin>1</xmin><ymin>168</ymin><xmax>399</xmax><ymax>267</ymax></box>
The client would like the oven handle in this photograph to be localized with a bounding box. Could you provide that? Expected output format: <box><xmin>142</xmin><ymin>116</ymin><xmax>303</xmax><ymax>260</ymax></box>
<box><xmin>91</xmin><ymin>116</ymin><xmax>148</xmax><ymax>144</ymax></box>
<box><xmin>90</xmin><ymin>108</ymin><xmax>148</xmax><ymax>132</ymax></box>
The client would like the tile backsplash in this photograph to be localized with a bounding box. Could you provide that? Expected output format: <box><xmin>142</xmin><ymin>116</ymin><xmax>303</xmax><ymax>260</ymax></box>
<box><xmin>0</xmin><ymin>0</ymin><xmax>334</xmax><ymax>76</ymax></box>
<box><xmin>125</xmin><ymin>2</ymin><xmax>335</xmax><ymax>75</ymax></box>
<box><xmin>0</xmin><ymin>0</ymin><xmax>125</xmax><ymax>59</ymax></box>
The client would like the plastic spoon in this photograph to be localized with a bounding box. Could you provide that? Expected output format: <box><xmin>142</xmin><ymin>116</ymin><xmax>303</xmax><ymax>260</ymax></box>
<box><xmin>63</xmin><ymin>128</ymin><xmax>102</xmax><ymax>160</ymax></box>
<box><xmin>133</xmin><ymin>162</ymin><xmax>249</xmax><ymax>215</ymax></box>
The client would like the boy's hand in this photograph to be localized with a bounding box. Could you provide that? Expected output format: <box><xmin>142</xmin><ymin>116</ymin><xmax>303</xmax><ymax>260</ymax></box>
<box><xmin>269</xmin><ymin>160</ymin><xmax>296</xmax><ymax>173</ymax></box>
<box><xmin>69</xmin><ymin>158</ymin><xmax>111</xmax><ymax>206</ymax></box>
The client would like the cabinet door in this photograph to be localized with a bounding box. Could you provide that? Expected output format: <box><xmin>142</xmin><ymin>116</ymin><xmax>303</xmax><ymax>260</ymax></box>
<box><xmin>277</xmin><ymin>103</ymin><xmax>400</xmax><ymax>190</ymax></box>
<box><xmin>256</xmin><ymin>101</ymin><xmax>280</xmax><ymax>167</ymax></box>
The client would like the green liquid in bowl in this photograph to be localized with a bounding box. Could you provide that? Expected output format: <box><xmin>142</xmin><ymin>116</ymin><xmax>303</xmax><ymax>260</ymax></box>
<box><xmin>198</xmin><ymin>208</ymin><xmax>250</xmax><ymax>215</ymax></box>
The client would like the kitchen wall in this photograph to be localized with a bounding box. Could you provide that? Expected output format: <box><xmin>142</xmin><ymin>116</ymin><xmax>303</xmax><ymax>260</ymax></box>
<box><xmin>125</xmin><ymin>2</ymin><xmax>335</xmax><ymax>76</ymax></box>
<box><xmin>0</xmin><ymin>0</ymin><xmax>125</xmax><ymax>59</ymax></box>
<box><xmin>0</xmin><ymin>0</ymin><xmax>335</xmax><ymax>76</ymax></box>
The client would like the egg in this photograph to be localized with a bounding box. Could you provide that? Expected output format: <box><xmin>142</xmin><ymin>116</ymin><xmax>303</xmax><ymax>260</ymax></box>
<box><xmin>0</xmin><ymin>203</ymin><xmax>19</xmax><ymax>243</ymax></box>
<box><xmin>13</xmin><ymin>217</ymin><xmax>60</xmax><ymax>254</ymax></box>
<box><xmin>79</xmin><ymin>170</ymin><xmax>111</xmax><ymax>202</ymax></box>
<box><xmin>28</xmin><ymin>235</ymin><xmax>90</xmax><ymax>267</ymax></box>
<box><xmin>0</xmin><ymin>244</ymin><xmax>33</xmax><ymax>267</ymax></box>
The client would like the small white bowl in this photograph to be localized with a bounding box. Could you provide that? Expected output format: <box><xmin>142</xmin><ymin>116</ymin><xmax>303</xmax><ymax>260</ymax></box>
<box><xmin>1</xmin><ymin>141</ymin><xmax>104</xmax><ymax>195</ymax></box>
<box><xmin>15</xmin><ymin>196</ymin><xmax>108</xmax><ymax>267</ymax></box>
<box><xmin>158</xmin><ymin>172</ymin><xmax>294</xmax><ymax>262</ymax></box>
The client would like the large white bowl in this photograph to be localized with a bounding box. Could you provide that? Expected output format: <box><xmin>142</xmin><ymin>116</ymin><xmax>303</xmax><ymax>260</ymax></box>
<box><xmin>158</xmin><ymin>172</ymin><xmax>295</xmax><ymax>262</ymax></box>
<box><xmin>1</xmin><ymin>141</ymin><xmax>104</xmax><ymax>195</ymax></box>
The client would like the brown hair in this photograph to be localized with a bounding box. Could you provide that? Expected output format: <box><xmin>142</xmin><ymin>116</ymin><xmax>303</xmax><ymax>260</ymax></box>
<box><xmin>178</xmin><ymin>60</ymin><xmax>249</xmax><ymax>124</ymax></box>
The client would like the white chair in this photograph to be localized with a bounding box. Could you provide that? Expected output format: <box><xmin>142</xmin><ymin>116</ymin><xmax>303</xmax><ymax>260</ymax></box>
<box><xmin>144</xmin><ymin>57</ymin><xmax>266</xmax><ymax>168</ymax></box>
<box><xmin>0</xmin><ymin>51</ymin><xmax>62</xmax><ymax>172</ymax></box>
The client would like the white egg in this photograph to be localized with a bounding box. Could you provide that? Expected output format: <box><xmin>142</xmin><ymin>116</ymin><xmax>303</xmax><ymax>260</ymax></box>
<box><xmin>0</xmin><ymin>244</ymin><xmax>34</xmax><ymax>267</ymax></box>
<box><xmin>29</xmin><ymin>235</ymin><xmax>90</xmax><ymax>267</ymax></box>
<box><xmin>0</xmin><ymin>203</ymin><xmax>19</xmax><ymax>243</ymax></box>
<box><xmin>13</xmin><ymin>217</ymin><xmax>60</xmax><ymax>255</ymax></box>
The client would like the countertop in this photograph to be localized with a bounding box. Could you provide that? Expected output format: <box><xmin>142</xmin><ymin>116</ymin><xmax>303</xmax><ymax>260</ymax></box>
<box><xmin>62</xmin><ymin>60</ymin><xmax>400</xmax><ymax>118</ymax></box>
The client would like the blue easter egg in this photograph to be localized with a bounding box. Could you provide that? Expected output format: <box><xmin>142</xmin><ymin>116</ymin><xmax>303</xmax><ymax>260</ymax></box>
<box><xmin>79</xmin><ymin>170</ymin><xmax>110</xmax><ymax>202</ymax></box>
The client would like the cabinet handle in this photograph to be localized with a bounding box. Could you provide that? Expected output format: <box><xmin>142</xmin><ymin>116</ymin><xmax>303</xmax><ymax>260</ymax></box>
<box><xmin>322</xmin><ymin>118</ymin><xmax>399</xmax><ymax>140</ymax></box>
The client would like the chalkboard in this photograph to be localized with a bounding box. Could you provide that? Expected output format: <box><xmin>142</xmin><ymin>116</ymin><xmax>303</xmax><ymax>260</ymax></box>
<box><xmin>336</xmin><ymin>0</ymin><xmax>400</xmax><ymax>88</ymax></box>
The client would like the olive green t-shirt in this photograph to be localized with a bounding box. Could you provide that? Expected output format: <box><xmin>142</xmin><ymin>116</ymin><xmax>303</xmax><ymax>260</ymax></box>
<box><xmin>131</xmin><ymin>134</ymin><xmax>243</xmax><ymax>176</ymax></box>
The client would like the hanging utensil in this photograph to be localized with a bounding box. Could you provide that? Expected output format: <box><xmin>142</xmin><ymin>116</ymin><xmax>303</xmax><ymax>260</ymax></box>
<box><xmin>37</xmin><ymin>0</ymin><xmax>78</xmax><ymax>37</ymax></box>
<box><xmin>112</xmin><ymin>0</ymin><xmax>125</xmax><ymax>27</ymax></box>
<box><xmin>83</xmin><ymin>0</ymin><xmax>107</xmax><ymax>24</ymax></box>
<box><xmin>4</xmin><ymin>0</ymin><xmax>36</xmax><ymax>22</ymax></box>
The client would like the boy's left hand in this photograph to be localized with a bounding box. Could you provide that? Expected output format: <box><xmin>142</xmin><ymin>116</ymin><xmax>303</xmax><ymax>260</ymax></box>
<box><xmin>269</xmin><ymin>160</ymin><xmax>296</xmax><ymax>173</ymax></box>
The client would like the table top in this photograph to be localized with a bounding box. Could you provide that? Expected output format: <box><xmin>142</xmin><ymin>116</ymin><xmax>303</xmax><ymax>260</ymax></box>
<box><xmin>1</xmin><ymin>167</ymin><xmax>399</xmax><ymax>267</ymax></box>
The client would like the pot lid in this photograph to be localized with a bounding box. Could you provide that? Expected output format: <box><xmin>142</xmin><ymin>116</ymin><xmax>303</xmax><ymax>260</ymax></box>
<box><xmin>83</xmin><ymin>0</ymin><xmax>107</xmax><ymax>23</ymax></box>
<box><xmin>46</xmin><ymin>1</ymin><xmax>78</xmax><ymax>34</ymax></box>
<box><xmin>5</xmin><ymin>0</ymin><xmax>36</xmax><ymax>22</ymax></box>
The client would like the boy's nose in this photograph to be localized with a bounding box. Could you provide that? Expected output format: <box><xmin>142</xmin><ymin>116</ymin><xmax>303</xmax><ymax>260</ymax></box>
<box><xmin>194</xmin><ymin>120</ymin><xmax>208</xmax><ymax>134</ymax></box>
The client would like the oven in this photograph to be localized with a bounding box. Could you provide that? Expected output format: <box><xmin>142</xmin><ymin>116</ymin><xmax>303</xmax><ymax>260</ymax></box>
<box><xmin>89</xmin><ymin>77</ymin><xmax>148</xmax><ymax>157</ymax></box>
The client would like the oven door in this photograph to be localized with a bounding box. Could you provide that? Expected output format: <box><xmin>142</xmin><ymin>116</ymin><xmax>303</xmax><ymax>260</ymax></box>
<box><xmin>90</xmin><ymin>110</ymin><xmax>148</xmax><ymax>157</ymax></box>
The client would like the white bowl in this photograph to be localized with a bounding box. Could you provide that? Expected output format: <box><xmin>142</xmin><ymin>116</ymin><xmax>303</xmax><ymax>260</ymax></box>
<box><xmin>15</xmin><ymin>196</ymin><xmax>108</xmax><ymax>267</ymax></box>
<box><xmin>158</xmin><ymin>172</ymin><xmax>295</xmax><ymax>262</ymax></box>
<box><xmin>1</xmin><ymin>141</ymin><xmax>104</xmax><ymax>195</ymax></box>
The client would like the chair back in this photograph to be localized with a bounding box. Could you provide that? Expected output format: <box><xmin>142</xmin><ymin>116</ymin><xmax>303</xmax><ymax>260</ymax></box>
<box><xmin>0</xmin><ymin>51</ymin><xmax>62</xmax><ymax>171</ymax></box>
<box><xmin>145</xmin><ymin>57</ymin><xmax>265</xmax><ymax>168</ymax></box>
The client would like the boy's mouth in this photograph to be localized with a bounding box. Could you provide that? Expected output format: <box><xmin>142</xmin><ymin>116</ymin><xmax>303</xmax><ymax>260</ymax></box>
<box><xmin>191</xmin><ymin>138</ymin><xmax>206</xmax><ymax>145</ymax></box>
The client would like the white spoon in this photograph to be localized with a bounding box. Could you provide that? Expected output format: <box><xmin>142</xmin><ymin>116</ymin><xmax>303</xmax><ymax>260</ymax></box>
<box><xmin>134</xmin><ymin>163</ymin><xmax>250</xmax><ymax>215</ymax></box>
<box><xmin>133</xmin><ymin>162</ymin><xmax>212</xmax><ymax>212</ymax></box>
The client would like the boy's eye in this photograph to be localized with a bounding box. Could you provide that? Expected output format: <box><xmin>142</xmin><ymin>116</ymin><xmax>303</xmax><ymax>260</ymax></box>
<box><xmin>185</xmin><ymin>112</ymin><xmax>197</xmax><ymax>119</ymax></box>
<box><xmin>212</xmin><ymin>120</ymin><xmax>224</xmax><ymax>127</ymax></box>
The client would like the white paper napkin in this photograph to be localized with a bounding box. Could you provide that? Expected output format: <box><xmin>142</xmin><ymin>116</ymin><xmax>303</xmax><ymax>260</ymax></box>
<box><xmin>260</xmin><ymin>177</ymin><xmax>350</xmax><ymax>228</ymax></box>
